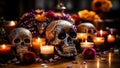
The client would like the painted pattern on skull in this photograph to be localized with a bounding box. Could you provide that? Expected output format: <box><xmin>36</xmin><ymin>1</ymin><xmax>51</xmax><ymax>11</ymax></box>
<box><xmin>46</xmin><ymin>20</ymin><xmax>77</xmax><ymax>57</ymax></box>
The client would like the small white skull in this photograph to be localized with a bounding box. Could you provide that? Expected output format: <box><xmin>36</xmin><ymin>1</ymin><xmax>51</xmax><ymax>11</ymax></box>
<box><xmin>77</xmin><ymin>23</ymin><xmax>97</xmax><ymax>41</ymax></box>
<box><xmin>9</xmin><ymin>27</ymin><xmax>32</xmax><ymax>54</ymax></box>
<box><xmin>46</xmin><ymin>20</ymin><xmax>77</xmax><ymax>57</ymax></box>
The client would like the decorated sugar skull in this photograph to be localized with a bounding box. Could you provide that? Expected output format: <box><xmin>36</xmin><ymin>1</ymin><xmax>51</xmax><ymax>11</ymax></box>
<box><xmin>46</xmin><ymin>20</ymin><xmax>77</xmax><ymax>57</ymax></box>
<box><xmin>77</xmin><ymin>23</ymin><xmax>97</xmax><ymax>41</ymax></box>
<box><xmin>9</xmin><ymin>27</ymin><xmax>32</xmax><ymax>55</ymax></box>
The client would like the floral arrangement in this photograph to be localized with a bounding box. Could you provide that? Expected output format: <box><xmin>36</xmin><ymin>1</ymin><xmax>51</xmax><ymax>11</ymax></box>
<box><xmin>18</xmin><ymin>9</ymin><xmax>73</xmax><ymax>37</ymax></box>
<box><xmin>71</xmin><ymin>14</ymin><xmax>81</xmax><ymax>25</ymax></box>
<box><xmin>78</xmin><ymin>9</ymin><xmax>101</xmax><ymax>22</ymax></box>
<box><xmin>20</xmin><ymin>9</ymin><xmax>47</xmax><ymax>22</ymax></box>
<box><xmin>18</xmin><ymin>9</ymin><xmax>48</xmax><ymax>37</ymax></box>
<box><xmin>46</xmin><ymin>10</ymin><xmax>73</xmax><ymax>22</ymax></box>
<box><xmin>92</xmin><ymin>0</ymin><xmax>112</xmax><ymax>12</ymax></box>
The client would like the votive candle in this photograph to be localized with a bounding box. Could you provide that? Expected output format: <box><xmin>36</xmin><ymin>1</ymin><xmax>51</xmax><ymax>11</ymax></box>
<box><xmin>107</xmin><ymin>34</ymin><xmax>115</xmax><ymax>43</ymax></box>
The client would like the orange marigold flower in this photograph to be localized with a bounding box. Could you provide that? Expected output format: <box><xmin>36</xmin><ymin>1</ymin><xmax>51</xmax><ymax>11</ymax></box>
<box><xmin>78</xmin><ymin>9</ymin><xmax>101</xmax><ymax>22</ymax></box>
<box><xmin>92</xmin><ymin>0</ymin><xmax>112</xmax><ymax>12</ymax></box>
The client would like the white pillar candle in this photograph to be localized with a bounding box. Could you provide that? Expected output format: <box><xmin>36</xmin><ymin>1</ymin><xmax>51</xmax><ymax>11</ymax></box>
<box><xmin>40</xmin><ymin>45</ymin><xmax>54</xmax><ymax>54</ymax></box>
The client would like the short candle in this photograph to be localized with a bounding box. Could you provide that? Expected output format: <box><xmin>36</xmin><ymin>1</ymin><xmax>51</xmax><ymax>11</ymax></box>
<box><xmin>93</xmin><ymin>37</ymin><xmax>105</xmax><ymax>45</ymax></box>
<box><xmin>0</xmin><ymin>44</ymin><xmax>11</xmax><ymax>54</ymax></box>
<box><xmin>77</xmin><ymin>33</ymin><xmax>88</xmax><ymax>40</ymax></box>
<box><xmin>107</xmin><ymin>34</ymin><xmax>115</xmax><ymax>43</ymax></box>
<box><xmin>40</xmin><ymin>45</ymin><xmax>54</xmax><ymax>54</ymax></box>
<box><xmin>80</xmin><ymin>40</ymin><xmax>94</xmax><ymax>48</ymax></box>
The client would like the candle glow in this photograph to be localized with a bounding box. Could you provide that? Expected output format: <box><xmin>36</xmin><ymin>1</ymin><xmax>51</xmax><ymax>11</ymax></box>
<box><xmin>100</xmin><ymin>30</ymin><xmax>103</xmax><ymax>37</ymax></box>
<box><xmin>80</xmin><ymin>40</ymin><xmax>94</xmax><ymax>48</ymax></box>
<box><xmin>93</xmin><ymin>37</ymin><xmax>105</xmax><ymax>45</ymax></box>
<box><xmin>0</xmin><ymin>44</ymin><xmax>11</xmax><ymax>54</ymax></box>
<box><xmin>9</xmin><ymin>21</ymin><xmax>16</xmax><ymax>26</ymax></box>
<box><xmin>40</xmin><ymin>45</ymin><xmax>54</xmax><ymax>54</ymax></box>
<box><xmin>32</xmin><ymin>37</ymin><xmax>46</xmax><ymax>52</ymax></box>
<box><xmin>77</xmin><ymin>33</ymin><xmax>88</xmax><ymax>41</ymax></box>
<box><xmin>107</xmin><ymin>34</ymin><xmax>115</xmax><ymax>43</ymax></box>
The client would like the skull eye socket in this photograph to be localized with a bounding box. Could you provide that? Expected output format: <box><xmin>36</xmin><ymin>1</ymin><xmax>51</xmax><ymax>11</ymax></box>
<box><xmin>69</xmin><ymin>32</ymin><xmax>76</xmax><ymax>38</ymax></box>
<box><xmin>24</xmin><ymin>39</ymin><xmax>30</xmax><ymax>43</ymax></box>
<box><xmin>88</xmin><ymin>30</ymin><xmax>92</xmax><ymax>33</ymax></box>
<box><xmin>58</xmin><ymin>32</ymin><xmax>66</xmax><ymax>40</ymax></box>
<box><xmin>14</xmin><ymin>38</ymin><xmax>20</xmax><ymax>43</ymax></box>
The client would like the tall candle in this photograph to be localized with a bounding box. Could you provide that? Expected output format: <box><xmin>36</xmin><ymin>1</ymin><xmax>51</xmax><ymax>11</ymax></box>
<box><xmin>0</xmin><ymin>44</ymin><xmax>11</xmax><ymax>54</ymax></box>
<box><xmin>40</xmin><ymin>45</ymin><xmax>54</xmax><ymax>54</ymax></box>
<box><xmin>32</xmin><ymin>38</ymin><xmax>46</xmax><ymax>52</ymax></box>
<box><xmin>107</xmin><ymin>34</ymin><xmax>115</xmax><ymax>43</ymax></box>
<box><xmin>80</xmin><ymin>40</ymin><xmax>94</xmax><ymax>48</ymax></box>
<box><xmin>93</xmin><ymin>37</ymin><xmax>105</xmax><ymax>45</ymax></box>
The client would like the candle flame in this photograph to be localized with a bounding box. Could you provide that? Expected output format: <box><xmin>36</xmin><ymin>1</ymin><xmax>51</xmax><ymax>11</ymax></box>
<box><xmin>100</xmin><ymin>30</ymin><xmax>103</xmax><ymax>36</ymax></box>
<box><xmin>2</xmin><ymin>44</ymin><xmax>6</xmax><ymax>49</ymax></box>
<box><xmin>37</xmin><ymin>37</ymin><xmax>40</xmax><ymax>41</ymax></box>
<box><xmin>10</xmin><ymin>21</ymin><xmax>16</xmax><ymax>26</ymax></box>
<box><xmin>85</xmin><ymin>40</ymin><xmax>88</xmax><ymax>43</ymax></box>
<box><xmin>108</xmin><ymin>34</ymin><xmax>112</xmax><ymax>38</ymax></box>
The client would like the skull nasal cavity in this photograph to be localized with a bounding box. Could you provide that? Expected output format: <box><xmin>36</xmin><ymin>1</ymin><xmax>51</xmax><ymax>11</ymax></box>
<box><xmin>67</xmin><ymin>37</ymin><xmax>72</xmax><ymax>42</ymax></box>
<box><xmin>21</xmin><ymin>42</ymin><xmax>24</xmax><ymax>45</ymax></box>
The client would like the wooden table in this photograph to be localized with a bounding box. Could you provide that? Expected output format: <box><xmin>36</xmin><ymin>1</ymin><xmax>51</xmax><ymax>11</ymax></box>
<box><xmin>1</xmin><ymin>52</ymin><xmax>120</xmax><ymax>68</ymax></box>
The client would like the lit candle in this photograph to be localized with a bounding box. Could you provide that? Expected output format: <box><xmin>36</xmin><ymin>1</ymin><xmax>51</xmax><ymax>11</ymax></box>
<box><xmin>80</xmin><ymin>40</ymin><xmax>94</xmax><ymax>48</ymax></box>
<box><xmin>4</xmin><ymin>21</ymin><xmax>17</xmax><ymax>33</ymax></box>
<box><xmin>77</xmin><ymin>33</ymin><xmax>88</xmax><ymax>41</ymax></box>
<box><xmin>100</xmin><ymin>30</ymin><xmax>103</xmax><ymax>37</ymax></box>
<box><xmin>93</xmin><ymin>37</ymin><xmax>105</xmax><ymax>45</ymax></box>
<box><xmin>32</xmin><ymin>38</ymin><xmax>46</xmax><ymax>52</ymax></box>
<box><xmin>0</xmin><ymin>44</ymin><xmax>11</xmax><ymax>54</ymax></box>
<box><xmin>95</xmin><ymin>30</ymin><xmax>108</xmax><ymax>37</ymax></box>
<box><xmin>107</xmin><ymin>34</ymin><xmax>115</xmax><ymax>43</ymax></box>
<box><xmin>40</xmin><ymin>45</ymin><xmax>54</xmax><ymax>54</ymax></box>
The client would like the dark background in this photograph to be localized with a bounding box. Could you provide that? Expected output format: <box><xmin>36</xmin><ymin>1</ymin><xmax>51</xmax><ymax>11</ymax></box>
<box><xmin>0</xmin><ymin>0</ymin><xmax>120</xmax><ymax>34</ymax></box>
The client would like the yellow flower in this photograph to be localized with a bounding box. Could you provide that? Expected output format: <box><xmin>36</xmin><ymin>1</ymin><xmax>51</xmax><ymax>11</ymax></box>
<box><xmin>78</xmin><ymin>9</ymin><xmax>100</xmax><ymax>22</ymax></box>
<box><xmin>92</xmin><ymin>0</ymin><xmax>112</xmax><ymax>12</ymax></box>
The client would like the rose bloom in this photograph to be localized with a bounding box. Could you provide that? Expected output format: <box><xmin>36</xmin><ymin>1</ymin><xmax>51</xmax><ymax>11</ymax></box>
<box><xmin>92</xmin><ymin>0</ymin><xmax>112</xmax><ymax>12</ymax></box>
